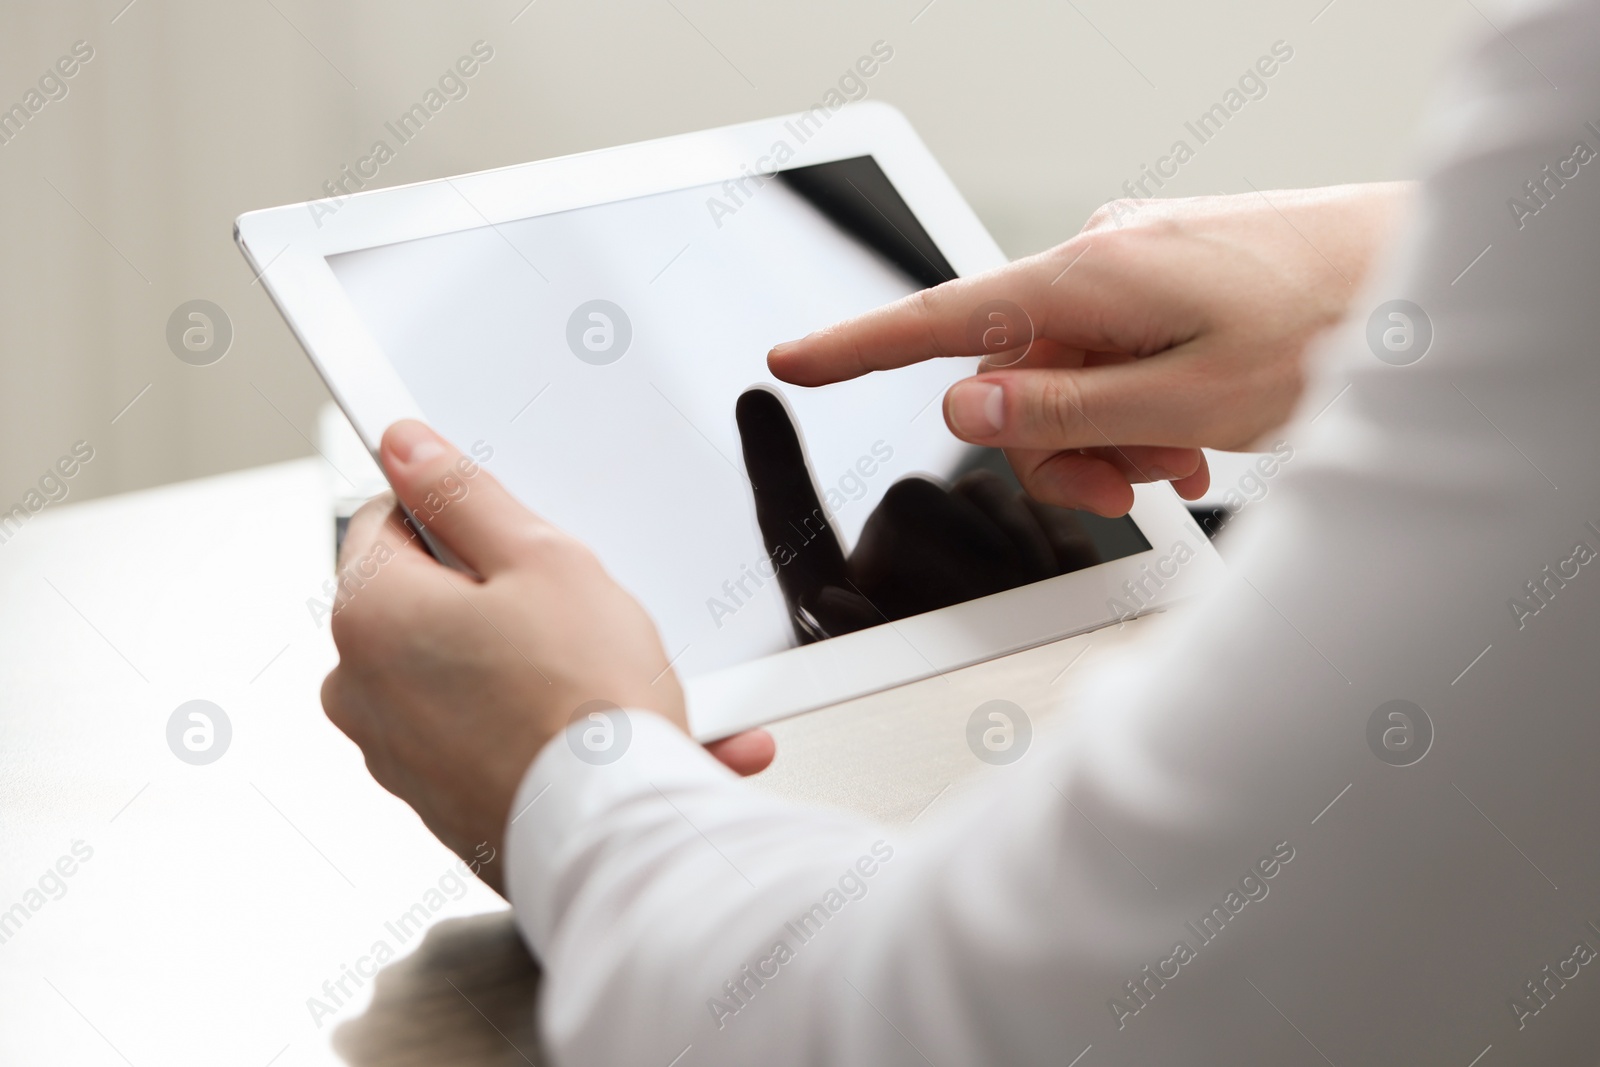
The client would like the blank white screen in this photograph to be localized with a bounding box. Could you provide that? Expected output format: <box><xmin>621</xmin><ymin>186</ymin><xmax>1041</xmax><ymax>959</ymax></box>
<box><xmin>327</xmin><ymin>167</ymin><xmax>974</xmax><ymax>678</ymax></box>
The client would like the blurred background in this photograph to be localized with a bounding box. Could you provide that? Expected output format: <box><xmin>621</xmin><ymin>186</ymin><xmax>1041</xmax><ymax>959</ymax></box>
<box><xmin>1</xmin><ymin>0</ymin><xmax>1482</xmax><ymax>504</ymax></box>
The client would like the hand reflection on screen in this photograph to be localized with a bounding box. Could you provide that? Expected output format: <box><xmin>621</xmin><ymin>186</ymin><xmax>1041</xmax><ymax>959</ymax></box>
<box><xmin>734</xmin><ymin>388</ymin><xmax>1103</xmax><ymax>645</ymax></box>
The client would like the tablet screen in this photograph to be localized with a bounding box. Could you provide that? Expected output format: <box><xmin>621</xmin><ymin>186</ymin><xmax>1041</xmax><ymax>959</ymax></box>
<box><xmin>326</xmin><ymin>156</ymin><xmax>1148</xmax><ymax>678</ymax></box>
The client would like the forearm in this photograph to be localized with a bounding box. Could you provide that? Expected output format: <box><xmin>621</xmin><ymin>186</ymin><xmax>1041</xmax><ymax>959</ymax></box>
<box><xmin>506</xmin><ymin>24</ymin><xmax>1600</xmax><ymax>1050</ymax></box>
<box><xmin>507</xmin><ymin>713</ymin><xmax>898</xmax><ymax>1063</ymax></box>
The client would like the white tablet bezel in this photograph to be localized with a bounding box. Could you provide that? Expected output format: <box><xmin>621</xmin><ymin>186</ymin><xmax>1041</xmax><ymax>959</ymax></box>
<box><xmin>236</xmin><ymin>102</ymin><xmax>1224</xmax><ymax>740</ymax></box>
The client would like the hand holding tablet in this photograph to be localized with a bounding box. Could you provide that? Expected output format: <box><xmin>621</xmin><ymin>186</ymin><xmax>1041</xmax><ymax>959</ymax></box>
<box><xmin>238</xmin><ymin>104</ymin><xmax>1226</xmax><ymax>738</ymax></box>
<box><xmin>324</xmin><ymin>419</ymin><xmax>774</xmax><ymax>891</ymax></box>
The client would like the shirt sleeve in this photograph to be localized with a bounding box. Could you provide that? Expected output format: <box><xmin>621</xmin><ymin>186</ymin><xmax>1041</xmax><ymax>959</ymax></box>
<box><xmin>506</xmin><ymin>2</ymin><xmax>1600</xmax><ymax>1062</ymax></box>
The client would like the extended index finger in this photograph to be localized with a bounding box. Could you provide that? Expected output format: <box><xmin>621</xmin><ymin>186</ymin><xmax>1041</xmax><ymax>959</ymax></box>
<box><xmin>766</xmin><ymin>248</ymin><xmax>1074</xmax><ymax>387</ymax></box>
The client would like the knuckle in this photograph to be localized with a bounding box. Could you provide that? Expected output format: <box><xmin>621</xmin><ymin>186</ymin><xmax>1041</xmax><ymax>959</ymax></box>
<box><xmin>1083</xmin><ymin>201</ymin><xmax>1189</xmax><ymax>246</ymax></box>
<box><xmin>506</xmin><ymin>520</ymin><xmax>603</xmax><ymax>577</ymax></box>
<box><xmin>320</xmin><ymin>669</ymin><xmax>356</xmax><ymax>735</ymax></box>
<box><xmin>1083</xmin><ymin>198</ymin><xmax>1144</xmax><ymax>233</ymax></box>
<box><xmin>845</xmin><ymin>332</ymin><xmax>881</xmax><ymax>375</ymax></box>
<box><xmin>551</xmin><ymin>534</ymin><xmax>604</xmax><ymax>576</ymax></box>
<box><xmin>326</xmin><ymin>558</ymin><xmax>406</xmax><ymax>655</ymax></box>
<box><xmin>327</xmin><ymin>574</ymin><xmax>373</xmax><ymax>645</ymax></box>
<box><xmin>327</xmin><ymin>589</ymin><xmax>359</xmax><ymax>647</ymax></box>
<box><xmin>506</xmin><ymin>518</ymin><xmax>566</xmax><ymax>556</ymax></box>
<box><xmin>909</xmin><ymin>287</ymin><xmax>953</xmax><ymax>360</ymax></box>
<box><xmin>1033</xmin><ymin>374</ymin><xmax>1088</xmax><ymax>441</ymax></box>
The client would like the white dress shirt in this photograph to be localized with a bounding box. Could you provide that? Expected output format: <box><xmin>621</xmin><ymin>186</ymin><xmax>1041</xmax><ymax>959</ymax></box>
<box><xmin>507</xmin><ymin>1</ymin><xmax>1600</xmax><ymax>1061</ymax></box>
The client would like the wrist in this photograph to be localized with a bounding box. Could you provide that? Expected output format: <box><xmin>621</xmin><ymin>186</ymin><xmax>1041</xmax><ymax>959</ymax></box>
<box><xmin>1279</xmin><ymin>181</ymin><xmax>1416</xmax><ymax>298</ymax></box>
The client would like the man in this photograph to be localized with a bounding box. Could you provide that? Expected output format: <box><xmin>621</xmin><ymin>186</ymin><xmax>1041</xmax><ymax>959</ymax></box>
<box><xmin>321</xmin><ymin>1</ymin><xmax>1600</xmax><ymax>1060</ymax></box>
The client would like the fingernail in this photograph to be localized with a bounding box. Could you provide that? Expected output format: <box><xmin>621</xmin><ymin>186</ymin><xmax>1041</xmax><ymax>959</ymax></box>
<box><xmin>768</xmin><ymin>339</ymin><xmax>801</xmax><ymax>359</ymax></box>
<box><xmin>1147</xmin><ymin>467</ymin><xmax>1175</xmax><ymax>481</ymax></box>
<box><xmin>947</xmin><ymin>380</ymin><xmax>1004</xmax><ymax>437</ymax></box>
<box><xmin>388</xmin><ymin>420</ymin><xmax>446</xmax><ymax>468</ymax></box>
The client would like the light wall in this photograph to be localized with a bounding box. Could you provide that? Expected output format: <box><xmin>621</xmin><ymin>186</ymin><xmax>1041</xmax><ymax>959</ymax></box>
<box><xmin>0</xmin><ymin>0</ymin><xmax>1481</xmax><ymax>505</ymax></box>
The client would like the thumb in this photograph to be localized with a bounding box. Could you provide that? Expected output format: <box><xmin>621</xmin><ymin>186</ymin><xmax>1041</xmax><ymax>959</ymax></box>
<box><xmin>943</xmin><ymin>359</ymin><xmax>1209</xmax><ymax>452</ymax></box>
<box><xmin>380</xmin><ymin>420</ymin><xmax>544</xmax><ymax>577</ymax></box>
<box><xmin>704</xmin><ymin>729</ymin><xmax>776</xmax><ymax>776</ymax></box>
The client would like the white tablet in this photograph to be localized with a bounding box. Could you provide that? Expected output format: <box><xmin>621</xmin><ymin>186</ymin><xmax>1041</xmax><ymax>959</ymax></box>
<box><xmin>236</xmin><ymin>102</ymin><xmax>1223</xmax><ymax>740</ymax></box>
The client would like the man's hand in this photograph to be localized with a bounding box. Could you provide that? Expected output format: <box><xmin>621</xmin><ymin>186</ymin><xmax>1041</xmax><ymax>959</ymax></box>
<box><xmin>320</xmin><ymin>420</ymin><xmax>773</xmax><ymax>893</ymax></box>
<box><xmin>768</xmin><ymin>183</ymin><xmax>1412</xmax><ymax>517</ymax></box>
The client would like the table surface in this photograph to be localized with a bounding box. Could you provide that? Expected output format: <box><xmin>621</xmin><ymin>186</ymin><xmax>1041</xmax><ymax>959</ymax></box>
<box><xmin>0</xmin><ymin>457</ymin><xmax>1160</xmax><ymax>1066</ymax></box>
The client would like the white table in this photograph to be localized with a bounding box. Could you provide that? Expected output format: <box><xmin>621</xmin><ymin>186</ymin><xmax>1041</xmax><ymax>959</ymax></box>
<box><xmin>0</xmin><ymin>458</ymin><xmax>1158</xmax><ymax>1066</ymax></box>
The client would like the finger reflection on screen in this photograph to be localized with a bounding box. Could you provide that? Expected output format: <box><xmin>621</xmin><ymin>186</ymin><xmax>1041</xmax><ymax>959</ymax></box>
<box><xmin>736</xmin><ymin>386</ymin><xmax>1125</xmax><ymax>645</ymax></box>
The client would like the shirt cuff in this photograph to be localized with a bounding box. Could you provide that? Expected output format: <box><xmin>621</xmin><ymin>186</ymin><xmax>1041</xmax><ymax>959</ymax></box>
<box><xmin>502</xmin><ymin>708</ymin><xmax>736</xmax><ymax>957</ymax></box>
